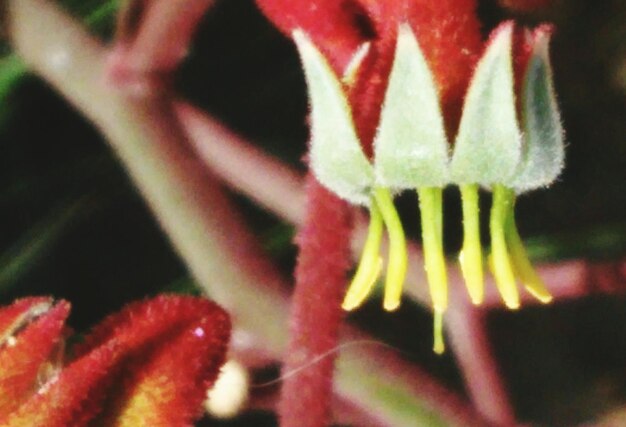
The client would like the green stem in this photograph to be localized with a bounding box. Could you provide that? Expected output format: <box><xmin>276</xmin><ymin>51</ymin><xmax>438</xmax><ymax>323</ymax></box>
<box><xmin>489</xmin><ymin>185</ymin><xmax>519</xmax><ymax>309</ymax></box>
<box><xmin>342</xmin><ymin>202</ymin><xmax>384</xmax><ymax>311</ymax></box>
<box><xmin>505</xmin><ymin>197</ymin><xmax>552</xmax><ymax>303</ymax></box>
<box><xmin>373</xmin><ymin>187</ymin><xmax>407</xmax><ymax>311</ymax></box>
<box><xmin>459</xmin><ymin>184</ymin><xmax>484</xmax><ymax>305</ymax></box>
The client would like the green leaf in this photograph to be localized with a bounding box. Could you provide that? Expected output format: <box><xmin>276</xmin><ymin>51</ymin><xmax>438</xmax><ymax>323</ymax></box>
<box><xmin>293</xmin><ymin>29</ymin><xmax>374</xmax><ymax>205</ymax></box>
<box><xmin>450</xmin><ymin>22</ymin><xmax>522</xmax><ymax>187</ymax></box>
<box><xmin>0</xmin><ymin>55</ymin><xmax>27</xmax><ymax>126</ymax></box>
<box><xmin>0</xmin><ymin>55</ymin><xmax>26</xmax><ymax>101</ymax></box>
<box><xmin>524</xmin><ymin>223</ymin><xmax>626</xmax><ymax>261</ymax></box>
<box><xmin>374</xmin><ymin>24</ymin><xmax>449</xmax><ymax>189</ymax></box>
<box><xmin>0</xmin><ymin>197</ymin><xmax>95</xmax><ymax>295</ymax></box>
<box><xmin>512</xmin><ymin>28</ymin><xmax>565</xmax><ymax>193</ymax></box>
<box><xmin>63</xmin><ymin>0</ymin><xmax>119</xmax><ymax>31</ymax></box>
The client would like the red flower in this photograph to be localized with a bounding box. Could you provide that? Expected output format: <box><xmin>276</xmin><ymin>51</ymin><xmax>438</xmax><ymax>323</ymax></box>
<box><xmin>258</xmin><ymin>0</ymin><xmax>563</xmax><ymax>354</ymax></box>
<box><xmin>257</xmin><ymin>0</ymin><xmax>481</xmax><ymax>150</ymax></box>
<box><xmin>0</xmin><ymin>295</ymin><xmax>230</xmax><ymax>426</ymax></box>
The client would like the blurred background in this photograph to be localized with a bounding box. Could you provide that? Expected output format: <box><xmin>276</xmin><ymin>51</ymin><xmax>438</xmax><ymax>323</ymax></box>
<box><xmin>0</xmin><ymin>0</ymin><xmax>625</xmax><ymax>425</ymax></box>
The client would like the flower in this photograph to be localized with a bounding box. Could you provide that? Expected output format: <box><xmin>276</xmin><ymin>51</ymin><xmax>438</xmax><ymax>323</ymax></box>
<box><xmin>293</xmin><ymin>19</ymin><xmax>564</xmax><ymax>353</ymax></box>
<box><xmin>451</xmin><ymin>22</ymin><xmax>564</xmax><ymax>311</ymax></box>
<box><xmin>0</xmin><ymin>295</ymin><xmax>230</xmax><ymax>426</ymax></box>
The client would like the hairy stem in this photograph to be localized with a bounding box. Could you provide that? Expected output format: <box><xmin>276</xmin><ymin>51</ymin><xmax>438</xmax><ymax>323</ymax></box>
<box><xmin>278</xmin><ymin>178</ymin><xmax>353</xmax><ymax>427</ymax></box>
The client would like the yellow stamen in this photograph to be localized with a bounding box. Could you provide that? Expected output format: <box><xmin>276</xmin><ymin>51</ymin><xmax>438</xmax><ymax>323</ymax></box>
<box><xmin>342</xmin><ymin>203</ymin><xmax>384</xmax><ymax>311</ymax></box>
<box><xmin>489</xmin><ymin>185</ymin><xmax>520</xmax><ymax>309</ymax></box>
<box><xmin>433</xmin><ymin>309</ymin><xmax>445</xmax><ymax>354</ymax></box>
<box><xmin>459</xmin><ymin>184</ymin><xmax>484</xmax><ymax>305</ymax></box>
<box><xmin>417</xmin><ymin>187</ymin><xmax>448</xmax><ymax>313</ymax></box>
<box><xmin>374</xmin><ymin>187</ymin><xmax>408</xmax><ymax>311</ymax></box>
<box><xmin>505</xmin><ymin>197</ymin><xmax>552</xmax><ymax>303</ymax></box>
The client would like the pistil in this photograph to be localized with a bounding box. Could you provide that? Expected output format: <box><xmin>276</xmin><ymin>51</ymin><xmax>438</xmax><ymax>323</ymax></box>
<box><xmin>417</xmin><ymin>187</ymin><xmax>448</xmax><ymax>353</ymax></box>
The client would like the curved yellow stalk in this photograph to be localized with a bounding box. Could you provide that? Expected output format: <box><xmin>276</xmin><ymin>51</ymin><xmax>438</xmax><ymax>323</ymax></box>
<box><xmin>489</xmin><ymin>185</ymin><xmax>520</xmax><ymax>309</ymax></box>
<box><xmin>459</xmin><ymin>184</ymin><xmax>484</xmax><ymax>305</ymax></box>
<box><xmin>374</xmin><ymin>188</ymin><xmax>408</xmax><ymax>311</ymax></box>
<box><xmin>342</xmin><ymin>203</ymin><xmax>384</xmax><ymax>311</ymax></box>
<box><xmin>505</xmin><ymin>198</ymin><xmax>552</xmax><ymax>303</ymax></box>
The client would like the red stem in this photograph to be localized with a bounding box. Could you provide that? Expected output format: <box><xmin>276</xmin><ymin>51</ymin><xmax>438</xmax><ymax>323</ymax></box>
<box><xmin>278</xmin><ymin>177</ymin><xmax>353</xmax><ymax>427</ymax></box>
<box><xmin>447</xmin><ymin>307</ymin><xmax>516</xmax><ymax>425</ymax></box>
<box><xmin>129</xmin><ymin>0</ymin><xmax>213</xmax><ymax>71</ymax></box>
<box><xmin>107</xmin><ymin>0</ymin><xmax>214</xmax><ymax>90</ymax></box>
<box><xmin>248</xmin><ymin>3</ymin><xmax>369</xmax><ymax>424</ymax></box>
<box><xmin>175</xmin><ymin>102</ymin><xmax>305</xmax><ymax>225</ymax></box>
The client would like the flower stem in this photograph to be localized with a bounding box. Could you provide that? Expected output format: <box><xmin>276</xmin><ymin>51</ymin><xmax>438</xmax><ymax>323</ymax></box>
<box><xmin>279</xmin><ymin>179</ymin><xmax>353</xmax><ymax>427</ymax></box>
<box><xmin>459</xmin><ymin>184</ymin><xmax>484</xmax><ymax>305</ymax></box>
<box><xmin>373</xmin><ymin>188</ymin><xmax>407</xmax><ymax>311</ymax></box>
<box><xmin>489</xmin><ymin>185</ymin><xmax>520</xmax><ymax>309</ymax></box>
<box><xmin>342</xmin><ymin>202</ymin><xmax>384</xmax><ymax>311</ymax></box>
<box><xmin>505</xmin><ymin>198</ymin><xmax>553</xmax><ymax>303</ymax></box>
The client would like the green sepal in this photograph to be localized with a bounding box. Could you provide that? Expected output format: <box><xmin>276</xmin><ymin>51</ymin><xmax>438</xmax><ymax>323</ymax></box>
<box><xmin>374</xmin><ymin>24</ymin><xmax>449</xmax><ymax>189</ymax></box>
<box><xmin>293</xmin><ymin>29</ymin><xmax>374</xmax><ymax>205</ymax></box>
<box><xmin>511</xmin><ymin>28</ymin><xmax>565</xmax><ymax>193</ymax></box>
<box><xmin>450</xmin><ymin>22</ymin><xmax>522</xmax><ymax>187</ymax></box>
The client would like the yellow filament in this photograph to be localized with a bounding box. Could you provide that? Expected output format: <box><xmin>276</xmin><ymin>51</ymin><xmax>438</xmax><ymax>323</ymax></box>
<box><xmin>505</xmin><ymin>198</ymin><xmax>553</xmax><ymax>303</ymax></box>
<box><xmin>417</xmin><ymin>187</ymin><xmax>448</xmax><ymax>313</ymax></box>
<box><xmin>433</xmin><ymin>309</ymin><xmax>445</xmax><ymax>354</ymax></box>
<box><xmin>374</xmin><ymin>187</ymin><xmax>408</xmax><ymax>311</ymax></box>
<box><xmin>342</xmin><ymin>203</ymin><xmax>385</xmax><ymax>311</ymax></box>
<box><xmin>459</xmin><ymin>184</ymin><xmax>484</xmax><ymax>305</ymax></box>
<box><xmin>489</xmin><ymin>185</ymin><xmax>520</xmax><ymax>309</ymax></box>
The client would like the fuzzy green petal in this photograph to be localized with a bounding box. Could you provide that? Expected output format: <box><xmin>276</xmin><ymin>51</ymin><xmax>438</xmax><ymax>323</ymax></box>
<box><xmin>293</xmin><ymin>29</ymin><xmax>374</xmax><ymax>205</ymax></box>
<box><xmin>512</xmin><ymin>29</ymin><xmax>564</xmax><ymax>193</ymax></box>
<box><xmin>374</xmin><ymin>24</ymin><xmax>449</xmax><ymax>189</ymax></box>
<box><xmin>450</xmin><ymin>22</ymin><xmax>522</xmax><ymax>187</ymax></box>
